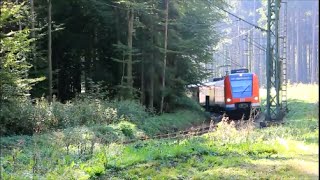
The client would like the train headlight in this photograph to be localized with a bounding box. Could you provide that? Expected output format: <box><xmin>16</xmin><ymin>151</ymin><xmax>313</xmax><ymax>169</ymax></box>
<box><xmin>227</xmin><ymin>98</ymin><xmax>232</xmax><ymax>102</ymax></box>
<box><xmin>254</xmin><ymin>97</ymin><xmax>259</xmax><ymax>101</ymax></box>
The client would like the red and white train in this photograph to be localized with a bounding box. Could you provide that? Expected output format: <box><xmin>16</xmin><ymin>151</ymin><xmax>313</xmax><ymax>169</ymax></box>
<box><xmin>188</xmin><ymin>69</ymin><xmax>260</xmax><ymax>117</ymax></box>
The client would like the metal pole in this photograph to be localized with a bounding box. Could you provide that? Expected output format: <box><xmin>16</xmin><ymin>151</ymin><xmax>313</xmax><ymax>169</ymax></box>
<box><xmin>48</xmin><ymin>0</ymin><xmax>52</xmax><ymax>102</ymax></box>
<box><xmin>275</xmin><ymin>0</ymin><xmax>280</xmax><ymax>119</ymax></box>
<box><xmin>249</xmin><ymin>30</ymin><xmax>253</xmax><ymax>72</ymax></box>
<box><xmin>266</xmin><ymin>0</ymin><xmax>283</xmax><ymax>121</ymax></box>
<box><xmin>266</xmin><ymin>0</ymin><xmax>272</xmax><ymax>121</ymax></box>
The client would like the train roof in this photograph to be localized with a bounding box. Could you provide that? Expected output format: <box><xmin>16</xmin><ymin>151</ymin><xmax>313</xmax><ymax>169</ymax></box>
<box><xmin>227</xmin><ymin>72</ymin><xmax>255</xmax><ymax>77</ymax></box>
<box><xmin>187</xmin><ymin>80</ymin><xmax>223</xmax><ymax>88</ymax></box>
<box><xmin>228</xmin><ymin>72</ymin><xmax>254</xmax><ymax>76</ymax></box>
<box><xmin>230</xmin><ymin>68</ymin><xmax>249</xmax><ymax>74</ymax></box>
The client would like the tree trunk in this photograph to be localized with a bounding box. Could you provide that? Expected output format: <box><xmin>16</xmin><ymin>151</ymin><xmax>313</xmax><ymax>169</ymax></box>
<box><xmin>127</xmin><ymin>8</ymin><xmax>134</xmax><ymax>98</ymax></box>
<box><xmin>149</xmin><ymin>23</ymin><xmax>155</xmax><ymax>110</ymax></box>
<box><xmin>307</xmin><ymin>45</ymin><xmax>311</xmax><ymax>82</ymax></box>
<box><xmin>287</xmin><ymin>15</ymin><xmax>291</xmax><ymax>84</ymax></box>
<box><xmin>115</xmin><ymin>7</ymin><xmax>125</xmax><ymax>98</ymax></box>
<box><xmin>48</xmin><ymin>0</ymin><xmax>52</xmax><ymax>102</ymax></box>
<box><xmin>141</xmin><ymin>54</ymin><xmax>145</xmax><ymax>104</ymax></box>
<box><xmin>16</xmin><ymin>0</ymin><xmax>22</xmax><ymax>30</ymax></box>
<box><xmin>301</xmin><ymin>44</ymin><xmax>307</xmax><ymax>83</ymax></box>
<box><xmin>290</xmin><ymin>14</ymin><xmax>296</xmax><ymax>83</ymax></box>
<box><xmin>30</xmin><ymin>0</ymin><xmax>36</xmax><ymax>75</ymax></box>
<box><xmin>237</xmin><ymin>19</ymin><xmax>241</xmax><ymax>71</ymax></box>
<box><xmin>253</xmin><ymin>0</ymin><xmax>256</xmax><ymax>74</ymax></box>
<box><xmin>295</xmin><ymin>11</ymin><xmax>299</xmax><ymax>83</ymax></box>
<box><xmin>317</xmin><ymin>44</ymin><xmax>319</xmax><ymax>84</ymax></box>
<box><xmin>30</xmin><ymin>0</ymin><xmax>35</xmax><ymax>38</ymax></box>
<box><xmin>311</xmin><ymin>1</ymin><xmax>318</xmax><ymax>83</ymax></box>
<box><xmin>160</xmin><ymin>0</ymin><xmax>169</xmax><ymax>113</ymax></box>
<box><xmin>259</xmin><ymin>32</ymin><xmax>264</xmax><ymax>86</ymax></box>
<box><xmin>241</xmin><ymin>22</ymin><xmax>246</xmax><ymax>67</ymax></box>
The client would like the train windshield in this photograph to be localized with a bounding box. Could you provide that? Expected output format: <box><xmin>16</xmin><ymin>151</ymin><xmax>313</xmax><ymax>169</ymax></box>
<box><xmin>229</xmin><ymin>74</ymin><xmax>253</xmax><ymax>98</ymax></box>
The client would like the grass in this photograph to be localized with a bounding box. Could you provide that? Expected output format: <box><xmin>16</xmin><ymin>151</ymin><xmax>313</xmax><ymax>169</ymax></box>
<box><xmin>0</xmin><ymin>84</ymin><xmax>318</xmax><ymax>179</ymax></box>
<box><xmin>101</xmin><ymin>133</ymin><xmax>318</xmax><ymax>179</ymax></box>
<box><xmin>0</xmin><ymin>109</ymin><xmax>207</xmax><ymax>179</ymax></box>
<box><xmin>140</xmin><ymin>110</ymin><xmax>208</xmax><ymax>135</ymax></box>
<box><xmin>100</xmin><ymin>83</ymin><xmax>319</xmax><ymax>179</ymax></box>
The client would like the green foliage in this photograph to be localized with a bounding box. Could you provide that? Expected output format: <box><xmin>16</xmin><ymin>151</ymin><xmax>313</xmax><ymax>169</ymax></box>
<box><xmin>0</xmin><ymin>91</ymin><xmax>208</xmax><ymax>137</ymax></box>
<box><xmin>0</xmin><ymin>98</ymin><xmax>149</xmax><ymax>135</ymax></box>
<box><xmin>111</xmin><ymin>100</ymin><xmax>149</xmax><ymax>123</ymax></box>
<box><xmin>118</xmin><ymin>121</ymin><xmax>135</xmax><ymax>138</ymax></box>
<box><xmin>172</xmin><ymin>95</ymin><xmax>204</xmax><ymax>112</ymax></box>
<box><xmin>0</xmin><ymin>1</ymin><xmax>44</xmax><ymax>104</ymax></box>
<box><xmin>19</xmin><ymin>0</ymin><xmax>228</xmax><ymax>111</ymax></box>
<box><xmin>141</xmin><ymin>110</ymin><xmax>207</xmax><ymax>135</ymax></box>
<box><xmin>3</xmin><ymin>0</ymin><xmax>318</xmax><ymax>178</ymax></box>
<box><xmin>0</xmin><ymin>100</ymin><xmax>35</xmax><ymax>135</ymax></box>
<box><xmin>1</xmin><ymin>85</ymin><xmax>318</xmax><ymax>179</ymax></box>
<box><xmin>76</xmin><ymin>80</ymin><xmax>110</xmax><ymax>100</ymax></box>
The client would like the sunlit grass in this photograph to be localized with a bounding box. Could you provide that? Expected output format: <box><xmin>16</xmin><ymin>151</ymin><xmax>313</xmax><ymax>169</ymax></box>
<box><xmin>287</xmin><ymin>83</ymin><xmax>319</xmax><ymax>102</ymax></box>
<box><xmin>260</xmin><ymin>83</ymin><xmax>318</xmax><ymax>102</ymax></box>
<box><xmin>101</xmin><ymin>84</ymin><xmax>319</xmax><ymax>179</ymax></box>
<box><xmin>260</xmin><ymin>83</ymin><xmax>319</xmax><ymax>120</ymax></box>
<box><xmin>0</xmin><ymin>84</ymin><xmax>318</xmax><ymax>179</ymax></box>
<box><xmin>102</xmin><ymin>133</ymin><xmax>318</xmax><ymax>179</ymax></box>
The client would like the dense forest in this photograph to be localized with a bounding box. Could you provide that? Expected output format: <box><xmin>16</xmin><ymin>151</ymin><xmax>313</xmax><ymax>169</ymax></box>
<box><xmin>1</xmin><ymin>0</ymin><xmax>229</xmax><ymax>135</ymax></box>
<box><xmin>1</xmin><ymin>0</ymin><xmax>319</xmax><ymax>135</ymax></box>
<box><xmin>2</xmin><ymin>0</ymin><xmax>318</xmax><ymax>107</ymax></box>
<box><xmin>1</xmin><ymin>0</ymin><xmax>228</xmax><ymax>109</ymax></box>
<box><xmin>1</xmin><ymin>1</ymin><xmax>319</xmax><ymax>179</ymax></box>
<box><xmin>210</xmin><ymin>0</ymin><xmax>319</xmax><ymax>86</ymax></box>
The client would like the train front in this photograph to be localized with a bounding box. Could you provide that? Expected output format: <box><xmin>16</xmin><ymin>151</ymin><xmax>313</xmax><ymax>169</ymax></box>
<box><xmin>224</xmin><ymin>72</ymin><xmax>260</xmax><ymax>117</ymax></box>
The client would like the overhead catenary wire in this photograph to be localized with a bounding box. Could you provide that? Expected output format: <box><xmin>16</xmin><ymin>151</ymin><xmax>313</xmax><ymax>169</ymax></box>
<box><xmin>214</xmin><ymin>5</ymin><xmax>267</xmax><ymax>32</ymax></box>
<box><xmin>212</xmin><ymin>19</ymin><xmax>241</xmax><ymax>28</ymax></box>
<box><xmin>94</xmin><ymin>1</ymin><xmax>235</xmax><ymax>29</ymax></box>
<box><xmin>103</xmin><ymin>1</ymin><xmax>263</xmax><ymax>72</ymax></box>
<box><xmin>97</xmin><ymin>1</ymin><xmax>268</xmax><ymax>33</ymax></box>
<box><xmin>169</xmin><ymin>19</ymin><xmax>240</xmax><ymax>27</ymax></box>
<box><xmin>216</xmin><ymin>27</ymin><xmax>256</xmax><ymax>47</ymax></box>
<box><xmin>242</xmin><ymin>36</ymin><xmax>266</xmax><ymax>52</ymax></box>
<box><xmin>95</xmin><ymin>1</ymin><xmax>154</xmax><ymax>11</ymax></box>
<box><xmin>228</xmin><ymin>27</ymin><xmax>256</xmax><ymax>41</ymax></box>
<box><xmin>214</xmin><ymin>52</ymin><xmax>243</xmax><ymax>67</ymax></box>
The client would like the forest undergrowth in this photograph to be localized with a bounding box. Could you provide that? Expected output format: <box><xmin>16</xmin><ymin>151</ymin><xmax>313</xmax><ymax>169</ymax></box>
<box><xmin>0</xmin><ymin>84</ymin><xmax>318</xmax><ymax>179</ymax></box>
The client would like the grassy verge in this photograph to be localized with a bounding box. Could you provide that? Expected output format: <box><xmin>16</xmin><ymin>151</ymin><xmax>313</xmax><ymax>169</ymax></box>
<box><xmin>0</xmin><ymin>109</ymin><xmax>207</xmax><ymax>179</ymax></box>
<box><xmin>140</xmin><ymin>110</ymin><xmax>208</xmax><ymax>135</ymax></box>
<box><xmin>0</xmin><ymin>84</ymin><xmax>318</xmax><ymax>179</ymax></box>
<box><xmin>100</xmin><ymin>83</ymin><xmax>318</xmax><ymax>179</ymax></box>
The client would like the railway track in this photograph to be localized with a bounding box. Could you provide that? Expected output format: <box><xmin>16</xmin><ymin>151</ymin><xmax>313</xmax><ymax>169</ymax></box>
<box><xmin>122</xmin><ymin>122</ymin><xmax>215</xmax><ymax>144</ymax></box>
<box><xmin>122</xmin><ymin>108</ymin><xmax>264</xmax><ymax>144</ymax></box>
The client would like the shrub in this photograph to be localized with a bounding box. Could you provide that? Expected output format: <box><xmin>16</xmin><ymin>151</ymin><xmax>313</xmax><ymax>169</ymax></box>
<box><xmin>172</xmin><ymin>95</ymin><xmax>204</xmax><ymax>113</ymax></box>
<box><xmin>0</xmin><ymin>100</ymin><xmax>35</xmax><ymax>135</ymax></box>
<box><xmin>0</xmin><ymin>97</ymin><xmax>150</xmax><ymax>136</ymax></box>
<box><xmin>118</xmin><ymin>121</ymin><xmax>135</xmax><ymax>138</ymax></box>
<box><xmin>111</xmin><ymin>100</ymin><xmax>149</xmax><ymax>124</ymax></box>
<box><xmin>141</xmin><ymin>110</ymin><xmax>207</xmax><ymax>135</ymax></box>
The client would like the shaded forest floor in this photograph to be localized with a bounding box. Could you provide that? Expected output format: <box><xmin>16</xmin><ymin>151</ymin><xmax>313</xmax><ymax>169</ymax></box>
<box><xmin>0</xmin><ymin>84</ymin><xmax>318</xmax><ymax>179</ymax></box>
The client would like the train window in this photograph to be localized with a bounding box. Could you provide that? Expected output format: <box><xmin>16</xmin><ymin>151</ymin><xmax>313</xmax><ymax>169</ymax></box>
<box><xmin>231</xmin><ymin>69</ymin><xmax>249</xmax><ymax>74</ymax></box>
<box><xmin>230</xmin><ymin>75</ymin><xmax>253</xmax><ymax>98</ymax></box>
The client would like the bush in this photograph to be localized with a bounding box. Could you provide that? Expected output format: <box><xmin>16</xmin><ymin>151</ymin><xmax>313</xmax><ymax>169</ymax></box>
<box><xmin>0</xmin><ymin>100</ymin><xmax>35</xmax><ymax>135</ymax></box>
<box><xmin>141</xmin><ymin>110</ymin><xmax>207</xmax><ymax>135</ymax></box>
<box><xmin>118</xmin><ymin>121</ymin><xmax>135</xmax><ymax>138</ymax></box>
<box><xmin>172</xmin><ymin>95</ymin><xmax>204</xmax><ymax>113</ymax></box>
<box><xmin>111</xmin><ymin>100</ymin><xmax>149</xmax><ymax>124</ymax></box>
<box><xmin>0</xmin><ymin>98</ymin><xmax>149</xmax><ymax>136</ymax></box>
